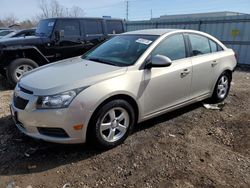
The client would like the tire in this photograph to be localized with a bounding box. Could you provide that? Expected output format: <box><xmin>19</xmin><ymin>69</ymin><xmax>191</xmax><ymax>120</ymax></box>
<box><xmin>6</xmin><ymin>58</ymin><xmax>39</xmax><ymax>86</ymax></box>
<box><xmin>89</xmin><ymin>99</ymin><xmax>135</xmax><ymax>149</ymax></box>
<box><xmin>208</xmin><ymin>71</ymin><xmax>231</xmax><ymax>104</ymax></box>
<box><xmin>0</xmin><ymin>68</ymin><xmax>6</xmax><ymax>78</ymax></box>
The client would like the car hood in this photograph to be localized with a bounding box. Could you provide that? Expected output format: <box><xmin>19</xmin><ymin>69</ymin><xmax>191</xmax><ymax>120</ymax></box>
<box><xmin>19</xmin><ymin>56</ymin><xmax>127</xmax><ymax>95</ymax></box>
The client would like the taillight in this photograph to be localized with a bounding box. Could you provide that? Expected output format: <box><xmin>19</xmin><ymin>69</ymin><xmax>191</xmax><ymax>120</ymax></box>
<box><xmin>234</xmin><ymin>51</ymin><xmax>238</xmax><ymax>60</ymax></box>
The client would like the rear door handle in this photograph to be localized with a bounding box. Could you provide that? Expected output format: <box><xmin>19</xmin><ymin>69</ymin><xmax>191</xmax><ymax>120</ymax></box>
<box><xmin>181</xmin><ymin>69</ymin><xmax>190</xmax><ymax>76</ymax></box>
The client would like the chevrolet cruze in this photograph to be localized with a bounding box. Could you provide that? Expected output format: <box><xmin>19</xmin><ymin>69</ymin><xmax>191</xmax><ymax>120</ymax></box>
<box><xmin>10</xmin><ymin>29</ymin><xmax>237</xmax><ymax>148</ymax></box>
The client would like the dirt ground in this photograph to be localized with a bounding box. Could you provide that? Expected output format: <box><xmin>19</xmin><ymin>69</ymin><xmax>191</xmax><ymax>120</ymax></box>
<box><xmin>0</xmin><ymin>70</ymin><xmax>249</xmax><ymax>188</ymax></box>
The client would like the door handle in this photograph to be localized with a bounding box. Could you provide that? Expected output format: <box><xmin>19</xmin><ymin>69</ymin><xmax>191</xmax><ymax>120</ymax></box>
<box><xmin>181</xmin><ymin>69</ymin><xmax>190</xmax><ymax>76</ymax></box>
<box><xmin>211</xmin><ymin>60</ymin><xmax>218</xmax><ymax>67</ymax></box>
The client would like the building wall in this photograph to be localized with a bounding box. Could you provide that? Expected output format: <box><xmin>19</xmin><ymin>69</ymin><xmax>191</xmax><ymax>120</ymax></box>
<box><xmin>126</xmin><ymin>14</ymin><xmax>250</xmax><ymax>65</ymax></box>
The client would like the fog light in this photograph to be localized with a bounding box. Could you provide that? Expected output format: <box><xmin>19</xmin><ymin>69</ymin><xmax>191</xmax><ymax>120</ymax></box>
<box><xmin>73</xmin><ymin>124</ymin><xmax>84</xmax><ymax>130</ymax></box>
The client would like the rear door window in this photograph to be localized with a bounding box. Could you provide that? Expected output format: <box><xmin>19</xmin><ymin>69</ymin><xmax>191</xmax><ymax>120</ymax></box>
<box><xmin>106</xmin><ymin>20</ymin><xmax>124</xmax><ymax>34</ymax></box>
<box><xmin>83</xmin><ymin>20</ymin><xmax>103</xmax><ymax>35</ymax></box>
<box><xmin>57</xmin><ymin>20</ymin><xmax>80</xmax><ymax>37</ymax></box>
<box><xmin>189</xmin><ymin>34</ymin><xmax>210</xmax><ymax>56</ymax></box>
<box><xmin>209</xmin><ymin>39</ymin><xmax>223</xmax><ymax>52</ymax></box>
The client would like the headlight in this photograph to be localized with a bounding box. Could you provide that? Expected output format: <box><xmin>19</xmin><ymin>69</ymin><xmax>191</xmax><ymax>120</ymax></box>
<box><xmin>36</xmin><ymin>87</ymin><xmax>88</xmax><ymax>109</ymax></box>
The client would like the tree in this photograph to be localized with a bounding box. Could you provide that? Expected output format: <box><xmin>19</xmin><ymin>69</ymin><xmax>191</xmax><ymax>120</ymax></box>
<box><xmin>70</xmin><ymin>6</ymin><xmax>85</xmax><ymax>17</ymax></box>
<box><xmin>37</xmin><ymin>0</ymin><xmax>85</xmax><ymax>20</ymax></box>
<box><xmin>1</xmin><ymin>14</ymin><xmax>18</xmax><ymax>27</ymax></box>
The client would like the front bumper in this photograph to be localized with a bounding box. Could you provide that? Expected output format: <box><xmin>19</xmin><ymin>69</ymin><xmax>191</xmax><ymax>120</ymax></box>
<box><xmin>10</xmin><ymin>87</ymin><xmax>92</xmax><ymax>144</ymax></box>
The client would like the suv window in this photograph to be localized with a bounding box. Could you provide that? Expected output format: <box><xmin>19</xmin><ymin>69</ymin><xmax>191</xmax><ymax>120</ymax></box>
<box><xmin>84</xmin><ymin>20</ymin><xmax>103</xmax><ymax>35</ymax></box>
<box><xmin>189</xmin><ymin>34</ymin><xmax>210</xmax><ymax>56</ymax></box>
<box><xmin>152</xmin><ymin>34</ymin><xmax>186</xmax><ymax>61</ymax></box>
<box><xmin>106</xmin><ymin>20</ymin><xmax>123</xmax><ymax>34</ymax></box>
<box><xmin>57</xmin><ymin>20</ymin><xmax>80</xmax><ymax>37</ymax></box>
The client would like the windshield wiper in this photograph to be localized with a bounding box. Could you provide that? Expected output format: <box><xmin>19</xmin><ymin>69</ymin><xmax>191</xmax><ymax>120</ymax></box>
<box><xmin>88</xmin><ymin>58</ymin><xmax>118</xmax><ymax>66</ymax></box>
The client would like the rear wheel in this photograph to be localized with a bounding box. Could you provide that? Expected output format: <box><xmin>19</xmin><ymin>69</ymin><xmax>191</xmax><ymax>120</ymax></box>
<box><xmin>89</xmin><ymin>99</ymin><xmax>135</xmax><ymax>149</ymax></box>
<box><xmin>209</xmin><ymin>72</ymin><xmax>231</xmax><ymax>103</ymax></box>
<box><xmin>7</xmin><ymin>58</ymin><xmax>39</xmax><ymax>86</ymax></box>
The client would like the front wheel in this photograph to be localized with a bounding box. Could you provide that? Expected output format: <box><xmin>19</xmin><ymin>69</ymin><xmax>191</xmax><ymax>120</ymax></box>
<box><xmin>89</xmin><ymin>99</ymin><xmax>135</xmax><ymax>149</ymax></box>
<box><xmin>209</xmin><ymin>72</ymin><xmax>231</xmax><ymax>103</ymax></box>
<box><xmin>7</xmin><ymin>58</ymin><xmax>39</xmax><ymax>86</ymax></box>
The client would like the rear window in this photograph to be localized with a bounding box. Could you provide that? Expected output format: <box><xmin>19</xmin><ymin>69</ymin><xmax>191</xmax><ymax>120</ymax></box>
<box><xmin>84</xmin><ymin>20</ymin><xmax>103</xmax><ymax>35</ymax></box>
<box><xmin>106</xmin><ymin>20</ymin><xmax>123</xmax><ymax>34</ymax></box>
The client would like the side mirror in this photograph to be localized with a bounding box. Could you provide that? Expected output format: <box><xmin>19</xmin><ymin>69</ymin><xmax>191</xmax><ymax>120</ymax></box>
<box><xmin>146</xmin><ymin>54</ymin><xmax>172</xmax><ymax>69</ymax></box>
<box><xmin>54</xmin><ymin>30</ymin><xmax>64</xmax><ymax>41</ymax></box>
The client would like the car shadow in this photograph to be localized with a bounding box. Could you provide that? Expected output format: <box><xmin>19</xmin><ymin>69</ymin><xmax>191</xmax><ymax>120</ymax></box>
<box><xmin>0</xmin><ymin>102</ymin><xmax>202</xmax><ymax>176</ymax></box>
<box><xmin>0</xmin><ymin>76</ymin><xmax>13</xmax><ymax>91</ymax></box>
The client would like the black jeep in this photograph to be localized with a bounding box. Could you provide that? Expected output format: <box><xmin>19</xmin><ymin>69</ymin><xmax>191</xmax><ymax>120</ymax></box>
<box><xmin>0</xmin><ymin>17</ymin><xmax>124</xmax><ymax>85</ymax></box>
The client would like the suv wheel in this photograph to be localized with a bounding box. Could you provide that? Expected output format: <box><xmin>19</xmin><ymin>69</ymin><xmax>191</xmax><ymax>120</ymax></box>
<box><xmin>209</xmin><ymin>72</ymin><xmax>231</xmax><ymax>103</ymax></box>
<box><xmin>7</xmin><ymin>58</ymin><xmax>39</xmax><ymax>86</ymax></box>
<box><xmin>89</xmin><ymin>99</ymin><xmax>135</xmax><ymax>149</ymax></box>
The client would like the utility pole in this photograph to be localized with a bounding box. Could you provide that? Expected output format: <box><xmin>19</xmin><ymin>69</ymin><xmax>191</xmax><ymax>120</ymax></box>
<box><xmin>126</xmin><ymin>1</ymin><xmax>129</xmax><ymax>20</ymax></box>
<box><xmin>150</xmin><ymin>9</ymin><xmax>153</xmax><ymax>19</ymax></box>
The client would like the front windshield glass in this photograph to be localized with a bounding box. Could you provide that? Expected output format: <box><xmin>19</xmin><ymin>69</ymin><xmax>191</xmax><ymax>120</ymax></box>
<box><xmin>0</xmin><ymin>30</ymin><xmax>12</xmax><ymax>36</ymax></box>
<box><xmin>83</xmin><ymin>35</ymin><xmax>158</xmax><ymax>66</ymax></box>
<box><xmin>36</xmin><ymin>19</ymin><xmax>56</xmax><ymax>37</ymax></box>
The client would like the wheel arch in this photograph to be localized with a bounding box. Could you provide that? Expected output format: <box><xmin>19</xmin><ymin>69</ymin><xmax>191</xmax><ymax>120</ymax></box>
<box><xmin>2</xmin><ymin>47</ymin><xmax>49</xmax><ymax>67</ymax></box>
<box><xmin>86</xmin><ymin>94</ymin><xmax>140</xmax><ymax>142</ymax></box>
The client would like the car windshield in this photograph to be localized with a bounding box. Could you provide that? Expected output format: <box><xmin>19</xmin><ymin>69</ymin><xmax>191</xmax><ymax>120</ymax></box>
<box><xmin>0</xmin><ymin>30</ymin><xmax>13</xmax><ymax>36</ymax></box>
<box><xmin>83</xmin><ymin>35</ymin><xmax>159</xmax><ymax>66</ymax></box>
<box><xmin>36</xmin><ymin>19</ymin><xmax>55</xmax><ymax>37</ymax></box>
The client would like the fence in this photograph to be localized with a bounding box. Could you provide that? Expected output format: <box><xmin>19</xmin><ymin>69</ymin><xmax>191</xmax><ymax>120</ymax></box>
<box><xmin>126</xmin><ymin>15</ymin><xmax>250</xmax><ymax>65</ymax></box>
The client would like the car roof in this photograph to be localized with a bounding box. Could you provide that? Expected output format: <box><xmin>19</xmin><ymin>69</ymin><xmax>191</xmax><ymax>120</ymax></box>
<box><xmin>123</xmin><ymin>29</ymin><xmax>179</xmax><ymax>36</ymax></box>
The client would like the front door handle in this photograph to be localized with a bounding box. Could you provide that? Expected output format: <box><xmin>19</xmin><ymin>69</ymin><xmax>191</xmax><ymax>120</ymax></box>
<box><xmin>181</xmin><ymin>69</ymin><xmax>190</xmax><ymax>76</ymax></box>
<box><xmin>211</xmin><ymin>60</ymin><xmax>218</xmax><ymax>67</ymax></box>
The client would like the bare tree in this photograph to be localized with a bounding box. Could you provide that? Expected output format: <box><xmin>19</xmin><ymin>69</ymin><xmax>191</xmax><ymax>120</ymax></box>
<box><xmin>0</xmin><ymin>20</ymin><xmax>4</xmax><ymax>27</ymax></box>
<box><xmin>70</xmin><ymin>6</ymin><xmax>85</xmax><ymax>17</ymax></box>
<box><xmin>1</xmin><ymin>14</ymin><xmax>18</xmax><ymax>27</ymax></box>
<box><xmin>19</xmin><ymin>20</ymin><xmax>37</xmax><ymax>29</ymax></box>
<box><xmin>38</xmin><ymin>0</ymin><xmax>50</xmax><ymax>19</ymax></box>
<box><xmin>37</xmin><ymin>0</ymin><xmax>85</xmax><ymax>20</ymax></box>
<box><xmin>50</xmin><ymin>0</ymin><xmax>65</xmax><ymax>17</ymax></box>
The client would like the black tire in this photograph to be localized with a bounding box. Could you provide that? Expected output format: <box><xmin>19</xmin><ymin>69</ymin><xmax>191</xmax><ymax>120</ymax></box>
<box><xmin>208</xmin><ymin>71</ymin><xmax>231</xmax><ymax>104</ymax></box>
<box><xmin>6</xmin><ymin>58</ymin><xmax>39</xmax><ymax>86</ymax></box>
<box><xmin>88</xmin><ymin>99</ymin><xmax>135</xmax><ymax>149</ymax></box>
<box><xmin>0</xmin><ymin>68</ymin><xmax>6</xmax><ymax>78</ymax></box>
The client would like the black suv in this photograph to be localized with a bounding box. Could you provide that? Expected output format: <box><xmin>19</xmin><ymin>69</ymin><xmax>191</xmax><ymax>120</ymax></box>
<box><xmin>0</xmin><ymin>17</ymin><xmax>124</xmax><ymax>85</ymax></box>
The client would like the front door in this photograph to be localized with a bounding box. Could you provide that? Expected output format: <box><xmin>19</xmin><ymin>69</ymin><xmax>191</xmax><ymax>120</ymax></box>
<box><xmin>142</xmin><ymin>34</ymin><xmax>192</xmax><ymax>116</ymax></box>
<box><xmin>54</xmin><ymin>19</ymin><xmax>84</xmax><ymax>59</ymax></box>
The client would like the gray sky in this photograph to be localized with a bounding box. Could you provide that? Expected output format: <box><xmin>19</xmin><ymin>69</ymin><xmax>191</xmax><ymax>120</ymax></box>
<box><xmin>1</xmin><ymin>0</ymin><xmax>250</xmax><ymax>21</ymax></box>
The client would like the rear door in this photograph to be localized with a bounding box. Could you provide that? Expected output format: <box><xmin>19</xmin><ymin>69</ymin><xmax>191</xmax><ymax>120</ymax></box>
<box><xmin>143</xmin><ymin>34</ymin><xmax>192</xmax><ymax>116</ymax></box>
<box><xmin>187</xmin><ymin>33</ymin><xmax>222</xmax><ymax>98</ymax></box>
<box><xmin>82</xmin><ymin>19</ymin><xmax>105</xmax><ymax>51</ymax></box>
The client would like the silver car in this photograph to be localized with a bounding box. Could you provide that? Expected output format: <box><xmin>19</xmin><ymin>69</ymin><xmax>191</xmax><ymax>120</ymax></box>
<box><xmin>10</xmin><ymin>29</ymin><xmax>237</xmax><ymax>148</ymax></box>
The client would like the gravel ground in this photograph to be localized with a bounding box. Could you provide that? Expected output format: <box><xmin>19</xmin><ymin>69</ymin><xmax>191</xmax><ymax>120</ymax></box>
<box><xmin>0</xmin><ymin>70</ymin><xmax>249</xmax><ymax>188</ymax></box>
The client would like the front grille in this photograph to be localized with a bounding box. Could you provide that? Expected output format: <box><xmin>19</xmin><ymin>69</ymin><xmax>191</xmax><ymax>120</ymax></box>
<box><xmin>20</xmin><ymin>86</ymin><xmax>33</xmax><ymax>94</ymax></box>
<box><xmin>37</xmin><ymin>127</ymin><xmax>69</xmax><ymax>138</ymax></box>
<box><xmin>13</xmin><ymin>96</ymin><xmax>29</xmax><ymax>110</ymax></box>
